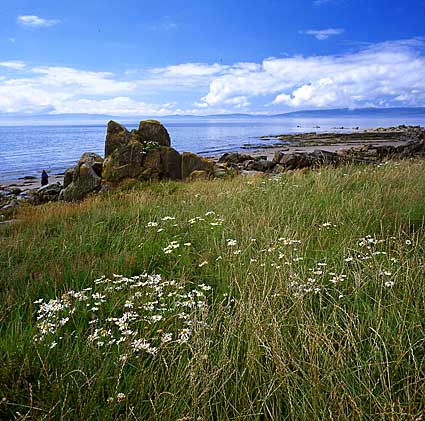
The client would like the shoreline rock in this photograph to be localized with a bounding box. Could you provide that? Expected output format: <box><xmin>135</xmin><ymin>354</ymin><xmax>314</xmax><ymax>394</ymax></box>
<box><xmin>60</xmin><ymin>152</ymin><xmax>103</xmax><ymax>202</ymax></box>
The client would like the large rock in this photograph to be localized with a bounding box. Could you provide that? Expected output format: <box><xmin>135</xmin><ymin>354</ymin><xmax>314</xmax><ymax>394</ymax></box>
<box><xmin>102</xmin><ymin>120</ymin><xmax>178</xmax><ymax>183</ymax></box>
<box><xmin>181</xmin><ymin>152</ymin><xmax>214</xmax><ymax>180</ymax></box>
<box><xmin>102</xmin><ymin>142</ymin><xmax>146</xmax><ymax>182</ymax></box>
<box><xmin>104</xmin><ymin>120</ymin><xmax>171</xmax><ymax>158</ymax></box>
<box><xmin>274</xmin><ymin>153</ymin><xmax>312</xmax><ymax>170</ymax></box>
<box><xmin>157</xmin><ymin>146</ymin><xmax>182</xmax><ymax>180</ymax></box>
<box><xmin>60</xmin><ymin>152</ymin><xmax>103</xmax><ymax>202</ymax></box>
<box><xmin>105</xmin><ymin>121</ymin><xmax>130</xmax><ymax>157</ymax></box>
<box><xmin>138</xmin><ymin>120</ymin><xmax>171</xmax><ymax>147</ymax></box>
<box><xmin>102</xmin><ymin>143</ymin><xmax>182</xmax><ymax>183</ymax></box>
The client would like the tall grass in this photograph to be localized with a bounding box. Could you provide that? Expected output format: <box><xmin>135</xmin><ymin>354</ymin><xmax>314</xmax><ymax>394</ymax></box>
<box><xmin>1</xmin><ymin>160</ymin><xmax>424</xmax><ymax>420</ymax></box>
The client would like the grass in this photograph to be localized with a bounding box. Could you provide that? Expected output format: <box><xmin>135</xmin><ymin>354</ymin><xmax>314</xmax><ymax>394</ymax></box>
<box><xmin>0</xmin><ymin>159</ymin><xmax>424</xmax><ymax>420</ymax></box>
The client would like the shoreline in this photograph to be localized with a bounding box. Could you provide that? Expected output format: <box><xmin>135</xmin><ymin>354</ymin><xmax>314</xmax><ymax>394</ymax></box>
<box><xmin>207</xmin><ymin>139</ymin><xmax>408</xmax><ymax>162</ymax></box>
<box><xmin>1</xmin><ymin>126</ymin><xmax>420</xmax><ymax>191</ymax></box>
<box><xmin>1</xmin><ymin>174</ymin><xmax>64</xmax><ymax>192</ymax></box>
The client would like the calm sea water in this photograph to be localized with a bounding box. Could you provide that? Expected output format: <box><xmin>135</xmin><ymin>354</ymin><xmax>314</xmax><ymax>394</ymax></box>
<box><xmin>0</xmin><ymin>116</ymin><xmax>423</xmax><ymax>181</ymax></box>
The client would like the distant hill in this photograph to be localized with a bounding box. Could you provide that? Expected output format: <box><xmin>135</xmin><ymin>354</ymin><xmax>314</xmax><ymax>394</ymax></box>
<box><xmin>272</xmin><ymin>107</ymin><xmax>425</xmax><ymax>118</ymax></box>
<box><xmin>0</xmin><ymin>107</ymin><xmax>424</xmax><ymax>125</ymax></box>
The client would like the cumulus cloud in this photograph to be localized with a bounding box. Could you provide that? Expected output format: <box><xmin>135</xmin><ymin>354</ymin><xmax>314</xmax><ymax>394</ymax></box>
<box><xmin>0</xmin><ymin>39</ymin><xmax>424</xmax><ymax>115</ymax></box>
<box><xmin>201</xmin><ymin>39</ymin><xmax>425</xmax><ymax>110</ymax></box>
<box><xmin>17</xmin><ymin>15</ymin><xmax>60</xmax><ymax>28</ymax></box>
<box><xmin>0</xmin><ymin>67</ymin><xmax>139</xmax><ymax>114</ymax></box>
<box><xmin>302</xmin><ymin>28</ymin><xmax>345</xmax><ymax>40</ymax></box>
<box><xmin>31</xmin><ymin>66</ymin><xmax>136</xmax><ymax>95</ymax></box>
<box><xmin>127</xmin><ymin>63</ymin><xmax>228</xmax><ymax>92</ymax></box>
<box><xmin>55</xmin><ymin>97</ymin><xmax>178</xmax><ymax>116</ymax></box>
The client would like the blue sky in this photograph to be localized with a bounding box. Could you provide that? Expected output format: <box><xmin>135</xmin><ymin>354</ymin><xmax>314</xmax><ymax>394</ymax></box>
<box><xmin>0</xmin><ymin>0</ymin><xmax>425</xmax><ymax>116</ymax></box>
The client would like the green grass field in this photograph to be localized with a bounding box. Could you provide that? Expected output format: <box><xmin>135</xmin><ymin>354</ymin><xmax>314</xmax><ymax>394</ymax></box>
<box><xmin>1</xmin><ymin>160</ymin><xmax>424</xmax><ymax>420</ymax></box>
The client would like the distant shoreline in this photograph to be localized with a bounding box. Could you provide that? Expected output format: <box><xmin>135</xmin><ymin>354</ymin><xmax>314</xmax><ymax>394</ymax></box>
<box><xmin>0</xmin><ymin>107</ymin><xmax>425</xmax><ymax>126</ymax></box>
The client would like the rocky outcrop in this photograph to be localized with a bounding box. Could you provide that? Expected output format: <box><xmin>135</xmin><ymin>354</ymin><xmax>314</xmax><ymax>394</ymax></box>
<box><xmin>339</xmin><ymin>137</ymin><xmax>425</xmax><ymax>162</ymax></box>
<box><xmin>102</xmin><ymin>120</ymin><xmax>215</xmax><ymax>183</ymax></box>
<box><xmin>104</xmin><ymin>120</ymin><xmax>171</xmax><ymax>158</ymax></box>
<box><xmin>102</xmin><ymin>120</ymin><xmax>180</xmax><ymax>183</ymax></box>
<box><xmin>102</xmin><ymin>143</ymin><xmax>182</xmax><ymax>182</ymax></box>
<box><xmin>272</xmin><ymin>150</ymin><xmax>343</xmax><ymax>170</ymax></box>
<box><xmin>216</xmin><ymin>127</ymin><xmax>425</xmax><ymax>174</ymax></box>
<box><xmin>60</xmin><ymin>153</ymin><xmax>103</xmax><ymax>202</ymax></box>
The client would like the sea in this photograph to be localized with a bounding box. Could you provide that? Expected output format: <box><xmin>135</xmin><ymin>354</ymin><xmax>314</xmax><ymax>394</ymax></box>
<box><xmin>1</xmin><ymin>116</ymin><xmax>424</xmax><ymax>182</ymax></box>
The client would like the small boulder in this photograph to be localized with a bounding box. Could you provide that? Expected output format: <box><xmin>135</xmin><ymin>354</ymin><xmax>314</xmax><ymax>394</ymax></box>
<box><xmin>0</xmin><ymin>189</ymin><xmax>13</xmax><ymax>199</ymax></box>
<box><xmin>78</xmin><ymin>152</ymin><xmax>104</xmax><ymax>176</ymax></box>
<box><xmin>17</xmin><ymin>191</ymin><xmax>40</xmax><ymax>205</ymax></box>
<box><xmin>181</xmin><ymin>152</ymin><xmax>214</xmax><ymax>180</ymax></box>
<box><xmin>189</xmin><ymin>170</ymin><xmax>210</xmax><ymax>181</ymax></box>
<box><xmin>214</xmin><ymin>163</ymin><xmax>233</xmax><ymax>178</ymax></box>
<box><xmin>9</xmin><ymin>187</ymin><xmax>22</xmax><ymax>195</ymax></box>
<box><xmin>218</xmin><ymin>152</ymin><xmax>254</xmax><ymax>164</ymax></box>
<box><xmin>37</xmin><ymin>183</ymin><xmax>63</xmax><ymax>202</ymax></box>
<box><xmin>1</xmin><ymin>199</ymin><xmax>20</xmax><ymax>210</ymax></box>
<box><xmin>273</xmin><ymin>150</ymin><xmax>290</xmax><ymax>164</ymax></box>
<box><xmin>60</xmin><ymin>152</ymin><xmax>104</xmax><ymax>202</ymax></box>
<box><xmin>244</xmin><ymin>159</ymin><xmax>275</xmax><ymax>172</ymax></box>
<box><xmin>63</xmin><ymin>166</ymin><xmax>75</xmax><ymax>188</ymax></box>
<box><xmin>240</xmin><ymin>170</ymin><xmax>265</xmax><ymax>178</ymax></box>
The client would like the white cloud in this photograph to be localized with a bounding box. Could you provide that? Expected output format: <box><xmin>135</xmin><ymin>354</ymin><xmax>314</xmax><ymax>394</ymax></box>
<box><xmin>31</xmin><ymin>66</ymin><xmax>136</xmax><ymax>95</ymax></box>
<box><xmin>151</xmin><ymin>63</ymin><xmax>225</xmax><ymax>78</ymax></box>
<box><xmin>302</xmin><ymin>28</ymin><xmax>345</xmax><ymax>40</ymax></box>
<box><xmin>0</xmin><ymin>39</ymin><xmax>425</xmax><ymax>115</ymax></box>
<box><xmin>54</xmin><ymin>97</ymin><xmax>177</xmax><ymax>116</ymax></box>
<box><xmin>201</xmin><ymin>39</ymin><xmax>425</xmax><ymax>110</ymax></box>
<box><xmin>0</xmin><ymin>61</ymin><xmax>25</xmax><ymax>70</ymax></box>
<box><xmin>129</xmin><ymin>63</ymin><xmax>228</xmax><ymax>92</ymax></box>
<box><xmin>17</xmin><ymin>15</ymin><xmax>60</xmax><ymax>28</ymax></box>
<box><xmin>0</xmin><ymin>67</ymin><xmax>139</xmax><ymax>114</ymax></box>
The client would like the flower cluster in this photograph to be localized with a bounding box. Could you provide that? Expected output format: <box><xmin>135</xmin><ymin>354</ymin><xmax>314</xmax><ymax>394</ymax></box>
<box><xmin>34</xmin><ymin>274</ymin><xmax>212</xmax><ymax>359</ymax></box>
<box><xmin>141</xmin><ymin>141</ymin><xmax>160</xmax><ymax>155</ymax></box>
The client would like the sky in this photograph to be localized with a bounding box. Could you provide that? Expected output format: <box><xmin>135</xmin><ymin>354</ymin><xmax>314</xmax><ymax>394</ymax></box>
<box><xmin>0</xmin><ymin>0</ymin><xmax>425</xmax><ymax>116</ymax></box>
